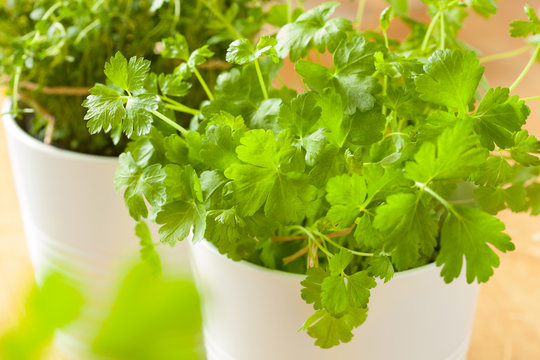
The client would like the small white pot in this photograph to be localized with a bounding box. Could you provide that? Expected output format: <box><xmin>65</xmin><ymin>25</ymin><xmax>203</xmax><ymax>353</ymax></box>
<box><xmin>191</xmin><ymin>240</ymin><xmax>479</xmax><ymax>360</ymax></box>
<box><xmin>2</xmin><ymin>101</ymin><xmax>190</xmax><ymax>359</ymax></box>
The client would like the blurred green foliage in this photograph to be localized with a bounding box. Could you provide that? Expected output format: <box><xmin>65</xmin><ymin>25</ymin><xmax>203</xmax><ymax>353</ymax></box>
<box><xmin>0</xmin><ymin>263</ymin><xmax>203</xmax><ymax>360</ymax></box>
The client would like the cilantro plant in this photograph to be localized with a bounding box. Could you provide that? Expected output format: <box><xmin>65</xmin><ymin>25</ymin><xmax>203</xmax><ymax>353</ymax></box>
<box><xmin>0</xmin><ymin>0</ymin><xmax>267</xmax><ymax>155</ymax></box>
<box><xmin>84</xmin><ymin>0</ymin><xmax>540</xmax><ymax>349</ymax></box>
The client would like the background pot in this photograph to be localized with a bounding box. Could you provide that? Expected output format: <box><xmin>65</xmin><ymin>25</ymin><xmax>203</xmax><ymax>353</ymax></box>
<box><xmin>2</xmin><ymin>101</ymin><xmax>190</xmax><ymax>359</ymax></box>
<box><xmin>191</xmin><ymin>240</ymin><xmax>479</xmax><ymax>360</ymax></box>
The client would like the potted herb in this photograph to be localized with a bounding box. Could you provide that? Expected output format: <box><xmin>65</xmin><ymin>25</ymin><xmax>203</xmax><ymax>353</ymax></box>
<box><xmin>83</xmin><ymin>1</ymin><xmax>540</xmax><ymax>359</ymax></box>
<box><xmin>1</xmin><ymin>0</ymin><xmax>266</xmax><ymax>357</ymax></box>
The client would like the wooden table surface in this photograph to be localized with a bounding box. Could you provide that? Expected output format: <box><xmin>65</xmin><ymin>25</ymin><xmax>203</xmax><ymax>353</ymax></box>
<box><xmin>1</xmin><ymin>1</ymin><xmax>540</xmax><ymax>359</ymax></box>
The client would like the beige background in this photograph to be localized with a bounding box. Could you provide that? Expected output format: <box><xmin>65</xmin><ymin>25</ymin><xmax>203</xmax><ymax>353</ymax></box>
<box><xmin>1</xmin><ymin>0</ymin><xmax>540</xmax><ymax>358</ymax></box>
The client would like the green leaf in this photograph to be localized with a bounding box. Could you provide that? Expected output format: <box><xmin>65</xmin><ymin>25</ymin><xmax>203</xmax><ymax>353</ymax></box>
<box><xmin>510</xmin><ymin>5</ymin><xmax>540</xmax><ymax>37</ymax></box>
<box><xmin>348</xmin><ymin>107</ymin><xmax>385</xmax><ymax>146</ymax></box>
<box><xmin>225</xmin><ymin>130</ymin><xmax>315</xmax><ymax>223</ymax></box>
<box><xmin>278</xmin><ymin>91</ymin><xmax>322</xmax><ymax>138</ymax></box>
<box><xmin>472</xmin><ymin>87</ymin><xmax>529</xmax><ymax>150</ymax></box>
<box><xmin>205</xmin><ymin>209</ymin><xmax>256</xmax><ymax>261</ymax></box>
<box><xmin>346</xmin><ymin>271</ymin><xmax>376</xmax><ymax>308</ymax></box>
<box><xmin>385</xmin><ymin>0</ymin><xmax>408</xmax><ymax>17</ymax></box>
<box><xmin>301</xmin><ymin>267</ymin><xmax>328</xmax><ymax>310</ymax></box>
<box><xmin>470</xmin><ymin>156</ymin><xmax>512</xmax><ymax>187</ymax></box>
<box><xmin>471</xmin><ymin>0</ymin><xmax>497</xmax><ymax>18</ymax></box>
<box><xmin>321</xmin><ymin>275</ymin><xmax>349</xmax><ymax>315</ymax></box>
<box><xmin>374</xmin><ymin>193</ymin><xmax>438</xmax><ymax>270</ymax></box>
<box><xmin>316</xmin><ymin>88</ymin><xmax>351</xmax><ymax>148</ymax></box>
<box><xmin>158</xmin><ymin>74</ymin><xmax>191</xmax><ymax>97</ymax></box>
<box><xmin>368</xmin><ymin>256</ymin><xmax>394</xmax><ymax>282</ymax></box>
<box><xmin>306</xmin><ymin>311</ymin><xmax>357</xmax><ymax>349</ymax></box>
<box><xmin>83</xmin><ymin>84</ymin><xmax>125</xmax><ymax>134</ymax></box>
<box><xmin>354</xmin><ymin>215</ymin><xmax>384</xmax><ymax>249</ymax></box>
<box><xmin>200</xmin><ymin>125</ymin><xmax>240</xmax><ymax>170</ymax></box>
<box><xmin>135</xmin><ymin>221</ymin><xmax>162</xmax><ymax>276</ymax></box>
<box><xmin>276</xmin><ymin>2</ymin><xmax>352</xmax><ymax>61</ymax></box>
<box><xmin>226</xmin><ymin>36</ymin><xmax>278</xmax><ymax>65</ymax></box>
<box><xmin>104</xmin><ymin>52</ymin><xmax>150</xmax><ymax>93</ymax></box>
<box><xmin>124</xmin><ymin>94</ymin><xmax>158</xmax><ymax>138</ymax></box>
<box><xmin>437</xmin><ymin>205</ymin><xmax>514</xmax><ymax>283</ymax></box>
<box><xmin>328</xmin><ymin>250</ymin><xmax>354</xmax><ymax>276</ymax></box>
<box><xmin>326</xmin><ymin>174</ymin><xmax>368</xmax><ymax>228</ymax></box>
<box><xmin>156</xmin><ymin>200</ymin><xmax>206</xmax><ymax>245</ymax></box>
<box><xmin>510</xmin><ymin>130</ymin><xmax>540</xmax><ymax>166</ymax></box>
<box><xmin>380</xmin><ymin>7</ymin><xmax>392</xmax><ymax>31</ymax></box>
<box><xmin>161</xmin><ymin>34</ymin><xmax>190</xmax><ymax>61</ymax></box>
<box><xmin>405</xmin><ymin>121</ymin><xmax>487</xmax><ymax>183</ymax></box>
<box><xmin>415</xmin><ymin>50</ymin><xmax>484</xmax><ymax>113</ymax></box>
<box><xmin>188</xmin><ymin>45</ymin><xmax>214</xmax><ymax>70</ymax></box>
<box><xmin>115</xmin><ymin>153</ymin><xmax>167</xmax><ymax>220</ymax></box>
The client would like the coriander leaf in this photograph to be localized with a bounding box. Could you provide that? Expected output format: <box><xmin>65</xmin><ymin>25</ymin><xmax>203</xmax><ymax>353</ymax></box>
<box><xmin>227</xmin><ymin>36</ymin><xmax>279</xmax><ymax>65</ymax></box>
<box><xmin>321</xmin><ymin>276</ymin><xmax>348</xmax><ymax>315</ymax></box>
<box><xmin>380</xmin><ymin>7</ymin><xmax>392</xmax><ymax>31</ymax></box>
<box><xmin>135</xmin><ymin>221</ymin><xmax>162</xmax><ymax>276</ymax></box>
<box><xmin>333</xmin><ymin>37</ymin><xmax>379</xmax><ymax>76</ymax></box>
<box><xmin>326</xmin><ymin>174</ymin><xmax>368</xmax><ymax>227</ymax></box>
<box><xmin>415</xmin><ymin>50</ymin><xmax>484</xmax><ymax>113</ymax></box>
<box><xmin>471</xmin><ymin>0</ymin><xmax>497</xmax><ymax>19</ymax></box>
<box><xmin>301</xmin><ymin>267</ymin><xmax>328</xmax><ymax>310</ymax></box>
<box><xmin>161</xmin><ymin>34</ymin><xmax>189</xmax><ymax>60</ymax></box>
<box><xmin>373</xmin><ymin>193</ymin><xmax>438</xmax><ymax>270</ymax></box>
<box><xmin>206</xmin><ymin>111</ymin><xmax>245</xmax><ymax>131</ymax></box>
<box><xmin>328</xmin><ymin>250</ymin><xmax>354</xmax><ymax>276</ymax></box>
<box><xmin>205</xmin><ymin>209</ymin><xmax>256</xmax><ymax>261</ymax></box>
<box><xmin>470</xmin><ymin>156</ymin><xmax>512</xmax><ymax>187</ymax></box>
<box><xmin>437</xmin><ymin>205</ymin><xmax>514</xmax><ymax>283</ymax></box>
<box><xmin>417</xmin><ymin>110</ymin><xmax>459</xmax><ymax>143</ymax></box>
<box><xmin>368</xmin><ymin>256</ymin><xmax>394</xmax><ymax>282</ymax></box>
<box><xmin>354</xmin><ymin>215</ymin><xmax>384</xmax><ymax>249</ymax></box>
<box><xmin>200</xmin><ymin>125</ymin><xmax>240</xmax><ymax>170</ymax></box>
<box><xmin>347</xmin><ymin>107</ymin><xmax>385</xmax><ymax>146</ymax></box>
<box><xmin>472</xmin><ymin>87</ymin><xmax>529</xmax><ymax>150</ymax></box>
<box><xmin>316</xmin><ymin>88</ymin><xmax>351</xmax><ymax>148</ymax></box>
<box><xmin>155</xmin><ymin>200</ymin><xmax>206</xmax><ymax>245</ymax></box>
<box><xmin>188</xmin><ymin>45</ymin><xmax>214</xmax><ymax>70</ymax></box>
<box><xmin>104</xmin><ymin>52</ymin><xmax>150</xmax><ymax>93</ymax></box>
<box><xmin>266</xmin><ymin>4</ymin><xmax>302</xmax><ymax>27</ymax></box>
<box><xmin>115</xmin><ymin>153</ymin><xmax>167</xmax><ymax>220</ymax></box>
<box><xmin>295</xmin><ymin>61</ymin><xmax>334</xmax><ymax>91</ymax></box>
<box><xmin>83</xmin><ymin>84</ymin><xmax>125</xmax><ymax>134</ymax></box>
<box><xmin>474</xmin><ymin>186</ymin><xmax>505</xmax><ymax>214</ymax></box>
<box><xmin>124</xmin><ymin>94</ymin><xmax>158</xmax><ymax>138</ymax></box>
<box><xmin>158</xmin><ymin>74</ymin><xmax>191</xmax><ymax>97</ymax></box>
<box><xmin>526</xmin><ymin>182</ymin><xmax>540</xmax><ymax>215</ymax></box>
<box><xmin>307</xmin><ymin>311</ymin><xmax>357</xmax><ymax>349</ymax></box>
<box><xmin>278</xmin><ymin>91</ymin><xmax>322</xmax><ymax>138</ymax></box>
<box><xmin>385</xmin><ymin>0</ymin><xmax>408</xmax><ymax>17</ymax></box>
<box><xmin>225</xmin><ymin>130</ymin><xmax>314</xmax><ymax>223</ymax></box>
<box><xmin>510</xmin><ymin>5</ymin><xmax>540</xmax><ymax>37</ymax></box>
<box><xmin>405</xmin><ymin>121</ymin><xmax>487</xmax><ymax>183</ymax></box>
<box><xmin>276</xmin><ymin>2</ymin><xmax>352</xmax><ymax>61</ymax></box>
<box><xmin>346</xmin><ymin>271</ymin><xmax>376</xmax><ymax>308</ymax></box>
<box><xmin>510</xmin><ymin>130</ymin><xmax>540</xmax><ymax>166</ymax></box>
<box><xmin>309</xmin><ymin>145</ymin><xmax>347</xmax><ymax>188</ymax></box>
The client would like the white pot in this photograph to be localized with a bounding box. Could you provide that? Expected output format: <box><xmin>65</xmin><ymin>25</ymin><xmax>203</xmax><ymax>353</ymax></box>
<box><xmin>2</xmin><ymin>101</ymin><xmax>190</xmax><ymax>359</ymax></box>
<box><xmin>191</xmin><ymin>240</ymin><xmax>479</xmax><ymax>360</ymax></box>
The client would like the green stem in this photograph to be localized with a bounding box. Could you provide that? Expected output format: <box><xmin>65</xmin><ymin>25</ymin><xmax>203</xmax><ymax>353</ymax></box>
<box><xmin>254</xmin><ymin>60</ymin><xmax>269</xmax><ymax>100</ymax></box>
<box><xmin>383</xmin><ymin>30</ymin><xmax>389</xmax><ymax>49</ymax></box>
<box><xmin>150</xmin><ymin>110</ymin><xmax>188</xmax><ymax>135</ymax></box>
<box><xmin>199</xmin><ymin>0</ymin><xmax>244</xmax><ymax>39</ymax></box>
<box><xmin>479</xmin><ymin>45</ymin><xmax>533</xmax><ymax>64</ymax></box>
<box><xmin>290</xmin><ymin>226</ymin><xmax>333</xmax><ymax>258</ymax></box>
<box><xmin>415</xmin><ymin>182</ymin><xmax>452</xmax><ymax>210</ymax></box>
<box><xmin>193</xmin><ymin>68</ymin><xmax>214</xmax><ymax>100</ymax></box>
<box><xmin>523</xmin><ymin>95</ymin><xmax>540</xmax><ymax>102</ymax></box>
<box><xmin>286</xmin><ymin>0</ymin><xmax>293</xmax><ymax>23</ymax></box>
<box><xmin>42</xmin><ymin>2</ymin><xmax>62</xmax><ymax>20</ymax></box>
<box><xmin>439</xmin><ymin>9</ymin><xmax>446</xmax><ymax>50</ymax></box>
<box><xmin>11</xmin><ymin>66</ymin><xmax>21</xmax><ymax>115</ymax></box>
<box><xmin>75</xmin><ymin>19</ymin><xmax>99</xmax><ymax>45</ymax></box>
<box><xmin>510</xmin><ymin>44</ymin><xmax>540</xmax><ymax>92</ymax></box>
<box><xmin>318</xmin><ymin>233</ymin><xmax>373</xmax><ymax>257</ymax></box>
<box><xmin>160</xmin><ymin>95</ymin><xmax>201</xmax><ymax>116</ymax></box>
<box><xmin>421</xmin><ymin>11</ymin><xmax>442</xmax><ymax>52</ymax></box>
<box><xmin>356</xmin><ymin>0</ymin><xmax>367</xmax><ymax>31</ymax></box>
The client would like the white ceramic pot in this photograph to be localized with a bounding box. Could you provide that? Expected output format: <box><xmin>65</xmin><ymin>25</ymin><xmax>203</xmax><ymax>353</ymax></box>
<box><xmin>2</xmin><ymin>101</ymin><xmax>190</xmax><ymax>359</ymax></box>
<box><xmin>191</xmin><ymin>240</ymin><xmax>479</xmax><ymax>360</ymax></box>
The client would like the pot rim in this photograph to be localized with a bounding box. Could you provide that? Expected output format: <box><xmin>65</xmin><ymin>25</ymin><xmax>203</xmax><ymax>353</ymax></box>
<box><xmin>2</xmin><ymin>98</ymin><xmax>118</xmax><ymax>164</ymax></box>
<box><xmin>195</xmin><ymin>238</ymin><xmax>439</xmax><ymax>281</ymax></box>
